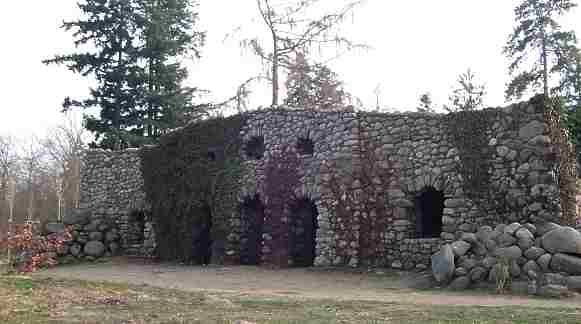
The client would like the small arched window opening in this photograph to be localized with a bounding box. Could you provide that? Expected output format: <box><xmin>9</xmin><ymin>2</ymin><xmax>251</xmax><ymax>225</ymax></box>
<box><xmin>207</xmin><ymin>150</ymin><xmax>217</xmax><ymax>161</ymax></box>
<box><xmin>296</xmin><ymin>137</ymin><xmax>314</xmax><ymax>155</ymax></box>
<box><xmin>414</xmin><ymin>187</ymin><xmax>445</xmax><ymax>238</ymax></box>
<box><xmin>245</xmin><ymin>136</ymin><xmax>265</xmax><ymax>160</ymax></box>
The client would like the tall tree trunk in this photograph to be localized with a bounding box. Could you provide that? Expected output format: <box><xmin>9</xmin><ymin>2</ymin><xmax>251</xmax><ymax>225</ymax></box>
<box><xmin>542</xmin><ymin>30</ymin><xmax>549</xmax><ymax>98</ymax></box>
<box><xmin>271</xmin><ymin>32</ymin><xmax>279</xmax><ymax>107</ymax></box>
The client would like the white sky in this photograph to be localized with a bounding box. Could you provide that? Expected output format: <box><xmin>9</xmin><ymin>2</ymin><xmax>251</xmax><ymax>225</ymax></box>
<box><xmin>1</xmin><ymin>1</ymin><xmax>580</xmax><ymax>139</ymax></box>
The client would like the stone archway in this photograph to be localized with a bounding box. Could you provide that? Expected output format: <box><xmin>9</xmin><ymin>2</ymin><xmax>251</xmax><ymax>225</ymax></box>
<box><xmin>192</xmin><ymin>205</ymin><xmax>212</xmax><ymax>265</ymax></box>
<box><xmin>289</xmin><ymin>198</ymin><xmax>319</xmax><ymax>267</ymax></box>
<box><xmin>240</xmin><ymin>195</ymin><xmax>265</xmax><ymax>265</ymax></box>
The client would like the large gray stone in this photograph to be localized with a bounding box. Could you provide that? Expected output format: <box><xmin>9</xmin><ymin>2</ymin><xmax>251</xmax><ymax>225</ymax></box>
<box><xmin>105</xmin><ymin>231</ymin><xmax>119</xmax><ymax>242</ymax></box>
<box><xmin>448</xmin><ymin>276</ymin><xmax>470</xmax><ymax>290</ymax></box>
<box><xmin>522</xmin><ymin>260</ymin><xmax>541</xmax><ymax>274</ymax></box>
<box><xmin>496</xmin><ymin>233</ymin><xmax>517</xmax><ymax>247</ymax></box>
<box><xmin>504</xmin><ymin>222</ymin><xmax>522</xmax><ymax>235</ymax></box>
<box><xmin>519</xmin><ymin>120</ymin><xmax>544</xmax><ymax>141</ymax></box>
<box><xmin>550</xmin><ymin>253</ymin><xmax>581</xmax><ymax>275</ymax></box>
<box><xmin>70</xmin><ymin>244</ymin><xmax>82</xmax><ymax>257</ymax></box>
<box><xmin>537</xmin><ymin>253</ymin><xmax>552</xmax><ymax>272</ymax></box>
<box><xmin>535</xmin><ymin>222</ymin><xmax>561</xmax><ymax>236</ymax></box>
<box><xmin>476</xmin><ymin>226</ymin><xmax>494</xmax><ymax>242</ymax></box>
<box><xmin>63</xmin><ymin>210</ymin><xmax>91</xmax><ymax>226</ymax></box>
<box><xmin>515</xmin><ymin>228</ymin><xmax>534</xmax><ymax>241</ymax></box>
<box><xmin>542</xmin><ymin>227</ymin><xmax>581</xmax><ymax>255</ymax></box>
<box><xmin>451</xmin><ymin>240</ymin><xmax>471</xmax><ymax>256</ymax></box>
<box><xmin>83</xmin><ymin>240</ymin><xmax>106</xmax><ymax>257</ymax></box>
<box><xmin>469</xmin><ymin>266</ymin><xmax>488</xmax><ymax>282</ymax></box>
<box><xmin>431</xmin><ymin>244</ymin><xmax>455</xmax><ymax>283</ymax></box>
<box><xmin>566</xmin><ymin>276</ymin><xmax>581</xmax><ymax>291</ymax></box>
<box><xmin>461</xmin><ymin>233</ymin><xmax>478</xmax><ymax>244</ymax></box>
<box><xmin>89</xmin><ymin>231</ymin><xmax>103</xmax><ymax>241</ymax></box>
<box><xmin>494</xmin><ymin>246</ymin><xmax>523</xmax><ymax>260</ymax></box>
<box><xmin>524</xmin><ymin>247</ymin><xmax>546</xmax><ymax>260</ymax></box>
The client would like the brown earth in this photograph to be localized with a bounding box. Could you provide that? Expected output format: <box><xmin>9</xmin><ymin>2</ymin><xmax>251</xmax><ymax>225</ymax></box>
<box><xmin>37</xmin><ymin>257</ymin><xmax>581</xmax><ymax>308</ymax></box>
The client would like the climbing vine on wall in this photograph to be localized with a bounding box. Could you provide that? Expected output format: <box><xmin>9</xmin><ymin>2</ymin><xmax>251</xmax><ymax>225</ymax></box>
<box><xmin>140</xmin><ymin>115</ymin><xmax>246</xmax><ymax>262</ymax></box>
<box><xmin>444</xmin><ymin>109</ymin><xmax>496</xmax><ymax>199</ymax></box>
<box><xmin>262</xmin><ymin>147</ymin><xmax>301</xmax><ymax>267</ymax></box>
<box><xmin>544</xmin><ymin>96</ymin><xmax>578</xmax><ymax>226</ymax></box>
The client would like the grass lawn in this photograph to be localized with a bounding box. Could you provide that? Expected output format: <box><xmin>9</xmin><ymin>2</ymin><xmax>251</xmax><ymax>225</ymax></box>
<box><xmin>0</xmin><ymin>276</ymin><xmax>580</xmax><ymax>324</ymax></box>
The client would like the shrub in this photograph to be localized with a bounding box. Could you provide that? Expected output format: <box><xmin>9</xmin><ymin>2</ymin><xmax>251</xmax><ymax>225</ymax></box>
<box><xmin>0</xmin><ymin>223</ymin><xmax>71</xmax><ymax>273</ymax></box>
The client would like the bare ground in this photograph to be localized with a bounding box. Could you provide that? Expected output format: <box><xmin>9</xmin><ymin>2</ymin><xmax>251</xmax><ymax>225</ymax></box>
<box><xmin>37</xmin><ymin>257</ymin><xmax>581</xmax><ymax>308</ymax></box>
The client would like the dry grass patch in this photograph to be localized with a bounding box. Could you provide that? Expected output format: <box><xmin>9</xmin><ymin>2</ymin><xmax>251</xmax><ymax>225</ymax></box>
<box><xmin>0</xmin><ymin>276</ymin><xmax>579</xmax><ymax>324</ymax></box>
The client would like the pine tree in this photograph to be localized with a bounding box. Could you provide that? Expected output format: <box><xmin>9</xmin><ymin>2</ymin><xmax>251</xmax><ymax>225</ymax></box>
<box><xmin>503</xmin><ymin>0</ymin><xmax>577</xmax><ymax>100</ymax></box>
<box><xmin>444</xmin><ymin>69</ymin><xmax>486</xmax><ymax>113</ymax></box>
<box><xmin>284</xmin><ymin>52</ymin><xmax>349</xmax><ymax>110</ymax></box>
<box><xmin>43</xmin><ymin>0</ymin><xmax>205</xmax><ymax>149</ymax></box>
<box><xmin>417</xmin><ymin>92</ymin><xmax>435</xmax><ymax>113</ymax></box>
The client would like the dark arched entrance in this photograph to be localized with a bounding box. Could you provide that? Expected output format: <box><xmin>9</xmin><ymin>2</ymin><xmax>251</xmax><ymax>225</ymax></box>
<box><xmin>415</xmin><ymin>187</ymin><xmax>445</xmax><ymax>238</ymax></box>
<box><xmin>192</xmin><ymin>205</ymin><xmax>212</xmax><ymax>265</ymax></box>
<box><xmin>289</xmin><ymin>198</ymin><xmax>318</xmax><ymax>267</ymax></box>
<box><xmin>240</xmin><ymin>195</ymin><xmax>265</xmax><ymax>265</ymax></box>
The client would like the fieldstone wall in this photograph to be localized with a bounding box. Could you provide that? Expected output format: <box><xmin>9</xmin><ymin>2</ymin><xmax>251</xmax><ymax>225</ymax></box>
<box><xmin>74</xmin><ymin>97</ymin><xmax>578</xmax><ymax>267</ymax></box>
<box><xmin>432</xmin><ymin>222</ymin><xmax>581</xmax><ymax>297</ymax></box>
<box><xmin>62</xmin><ymin>148</ymin><xmax>149</xmax><ymax>260</ymax></box>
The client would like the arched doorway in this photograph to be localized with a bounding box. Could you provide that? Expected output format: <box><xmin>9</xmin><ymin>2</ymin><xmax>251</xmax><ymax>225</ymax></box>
<box><xmin>192</xmin><ymin>205</ymin><xmax>212</xmax><ymax>265</ymax></box>
<box><xmin>415</xmin><ymin>187</ymin><xmax>445</xmax><ymax>238</ymax></box>
<box><xmin>289</xmin><ymin>198</ymin><xmax>319</xmax><ymax>267</ymax></box>
<box><xmin>240</xmin><ymin>195</ymin><xmax>265</xmax><ymax>265</ymax></box>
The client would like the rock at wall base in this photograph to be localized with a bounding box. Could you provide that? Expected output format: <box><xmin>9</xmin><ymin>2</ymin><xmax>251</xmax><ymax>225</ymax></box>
<box><xmin>432</xmin><ymin>244</ymin><xmax>455</xmax><ymax>283</ymax></box>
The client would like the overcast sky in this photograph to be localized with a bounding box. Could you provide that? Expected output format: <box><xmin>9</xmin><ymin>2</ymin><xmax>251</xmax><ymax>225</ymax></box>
<box><xmin>1</xmin><ymin>1</ymin><xmax>580</xmax><ymax>139</ymax></box>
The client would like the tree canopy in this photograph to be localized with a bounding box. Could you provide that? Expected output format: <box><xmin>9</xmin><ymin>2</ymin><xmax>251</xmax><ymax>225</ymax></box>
<box><xmin>43</xmin><ymin>0</ymin><xmax>206</xmax><ymax>149</ymax></box>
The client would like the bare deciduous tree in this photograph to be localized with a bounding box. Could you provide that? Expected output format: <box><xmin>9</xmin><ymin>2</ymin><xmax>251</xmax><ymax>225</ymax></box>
<box><xmin>241</xmin><ymin>0</ymin><xmax>367</xmax><ymax>106</ymax></box>
<box><xmin>42</xmin><ymin>115</ymin><xmax>85</xmax><ymax>220</ymax></box>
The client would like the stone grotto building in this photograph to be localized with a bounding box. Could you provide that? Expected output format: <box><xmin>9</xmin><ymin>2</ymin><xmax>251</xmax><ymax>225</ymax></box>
<box><xmin>65</xmin><ymin>96</ymin><xmax>579</xmax><ymax>271</ymax></box>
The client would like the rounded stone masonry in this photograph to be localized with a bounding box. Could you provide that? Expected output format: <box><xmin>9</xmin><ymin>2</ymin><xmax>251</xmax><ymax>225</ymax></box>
<box><xmin>432</xmin><ymin>221</ymin><xmax>581</xmax><ymax>297</ymax></box>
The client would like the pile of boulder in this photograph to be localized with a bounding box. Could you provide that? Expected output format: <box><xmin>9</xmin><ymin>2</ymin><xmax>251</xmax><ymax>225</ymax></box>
<box><xmin>431</xmin><ymin>221</ymin><xmax>581</xmax><ymax>297</ymax></box>
<box><xmin>46</xmin><ymin>211</ymin><xmax>122</xmax><ymax>261</ymax></box>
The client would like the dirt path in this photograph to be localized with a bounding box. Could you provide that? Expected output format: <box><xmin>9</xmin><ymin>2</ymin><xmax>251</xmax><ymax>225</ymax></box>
<box><xmin>38</xmin><ymin>257</ymin><xmax>581</xmax><ymax>308</ymax></box>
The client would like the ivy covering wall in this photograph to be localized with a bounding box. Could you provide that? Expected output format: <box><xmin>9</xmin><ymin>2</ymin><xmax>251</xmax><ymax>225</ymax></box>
<box><xmin>140</xmin><ymin>115</ymin><xmax>246</xmax><ymax>262</ymax></box>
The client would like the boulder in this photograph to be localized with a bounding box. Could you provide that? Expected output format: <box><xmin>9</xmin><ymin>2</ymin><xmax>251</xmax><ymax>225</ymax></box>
<box><xmin>459</xmin><ymin>258</ymin><xmax>477</xmax><ymax>270</ymax></box>
<box><xmin>451</xmin><ymin>241</ymin><xmax>471</xmax><ymax>256</ymax></box>
<box><xmin>476</xmin><ymin>226</ymin><xmax>494</xmax><ymax>242</ymax></box>
<box><xmin>541</xmin><ymin>227</ymin><xmax>581</xmax><ymax>254</ymax></box>
<box><xmin>504</xmin><ymin>222</ymin><xmax>522</xmax><ymax>235</ymax></box>
<box><xmin>518</xmin><ymin>238</ymin><xmax>534</xmax><ymax>251</ymax></box>
<box><xmin>515</xmin><ymin>228</ymin><xmax>534</xmax><ymax>241</ymax></box>
<box><xmin>484</xmin><ymin>239</ymin><xmax>497</xmax><ymax>251</ymax></box>
<box><xmin>461</xmin><ymin>233</ymin><xmax>478</xmax><ymax>244</ymax></box>
<box><xmin>70</xmin><ymin>244</ymin><xmax>82</xmax><ymax>257</ymax></box>
<box><xmin>89</xmin><ymin>231</ymin><xmax>103</xmax><ymax>241</ymax></box>
<box><xmin>543</xmin><ymin>273</ymin><xmax>567</xmax><ymax>286</ymax></box>
<box><xmin>524</xmin><ymin>247</ymin><xmax>545</xmax><ymax>260</ymax></box>
<box><xmin>83</xmin><ymin>240</ymin><xmax>106</xmax><ymax>257</ymax></box>
<box><xmin>494</xmin><ymin>246</ymin><xmax>523</xmax><ymax>260</ymax></box>
<box><xmin>566</xmin><ymin>276</ymin><xmax>581</xmax><ymax>292</ymax></box>
<box><xmin>84</xmin><ymin>221</ymin><xmax>100</xmax><ymax>232</ymax></box>
<box><xmin>482</xmin><ymin>256</ymin><xmax>498</xmax><ymax>268</ymax></box>
<box><xmin>496</xmin><ymin>233</ymin><xmax>517</xmax><ymax>247</ymax></box>
<box><xmin>449</xmin><ymin>276</ymin><xmax>471</xmax><ymax>290</ymax></box>
<box><xmin>109</xmin><ymin>242</ymin><xmax>120</xmax><ymax>255</ymax></box>
<box><xmin>519</xmin><ymin>120</ymin><xmax>544</xmax><ymax>141</ymax></box>
<box><xmin>431</xmin><ymin>244</ymin><xmax>455</xmax><ymax>283</ymax></box>
<box><xmin>537</xmin><ymin>253</ymin><xmax>552</xmax><ymax>272</ymax></box>
<box><xmin>522</xmin><ymin>260</ymin><xmax>541</xmax><ymax>274</ymax></box>
<box><xmin>535</xmin><ymin>222</ymin><xmax>561</xmax><ymax>236</ymax></box>
<box><xmin>105</xmin><ymin>231</ymin><xmax>119</xmax><ymax>242</ymax></box>
<box><xmin>523</xmin><ymin>223</ymin><xmax>537</xmax><ymax>235</ymax></box>
<box><xmin>454</xmin><ymin>267</ymin><xmax>468</xmax><ymax>276</ymax></box>
<box><xmin>550</xmin><ymin>253</ymin><xmax>581</xmax><ymax>275</ymax></box>
<box><xmin>469</xmin><ymin>266</ymin><xmax>488</xmax><ymax>282</ymax></box>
